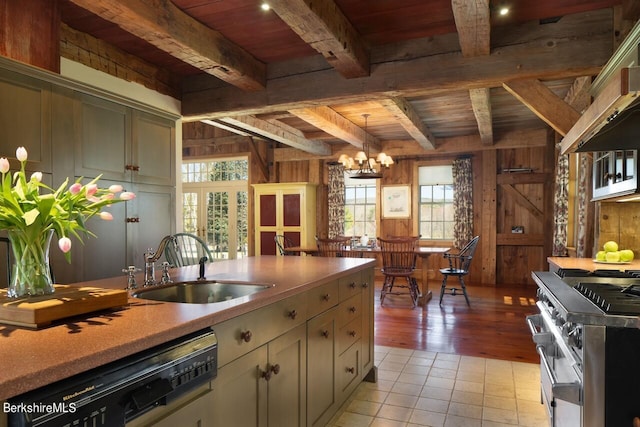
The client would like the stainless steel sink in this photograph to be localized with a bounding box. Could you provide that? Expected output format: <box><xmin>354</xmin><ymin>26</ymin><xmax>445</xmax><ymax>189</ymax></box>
<box><xmin>131</xmin><ymin>280</ymin><xmax>274</xmax><ymax>303</ymax></box>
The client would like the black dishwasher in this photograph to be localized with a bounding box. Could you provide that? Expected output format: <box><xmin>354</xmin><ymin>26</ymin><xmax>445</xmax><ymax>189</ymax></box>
<box><xmin>7</xmin><ymin>328</ymin><xmax>217</xmax><ymax>427</ymax></box>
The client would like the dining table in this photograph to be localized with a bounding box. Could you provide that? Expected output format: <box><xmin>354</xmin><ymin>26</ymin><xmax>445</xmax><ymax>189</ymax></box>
<box><xmin>284</xmin><ymin>245</ymin><xmax>451</xmax><ymax>306</ymax></box>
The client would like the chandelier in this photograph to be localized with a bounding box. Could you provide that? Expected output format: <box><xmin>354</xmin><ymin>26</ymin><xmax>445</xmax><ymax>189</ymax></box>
<box><xmin>337</xmin><ymin>114</ymin><xmax>393</xmax><ymax>179</ymax></box>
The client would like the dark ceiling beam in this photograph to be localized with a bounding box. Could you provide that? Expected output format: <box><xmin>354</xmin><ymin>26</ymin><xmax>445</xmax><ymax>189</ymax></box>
<box><xmin>67</xmin><ymin>0</ymin><xmax>266</xmax><ymax>91</ymax></box>
<box><xmin>182</xmin><ymin>14</ymin><xmax>611</xmax><ymax>120</ymax></box>
<box><xmin>267</xmin><ymin>0</ymin><xmax>369</xmax><ymax>78</ymax></box>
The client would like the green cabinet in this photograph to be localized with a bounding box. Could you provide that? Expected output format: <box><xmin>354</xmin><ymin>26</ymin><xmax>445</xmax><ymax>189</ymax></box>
<box><xmin>210</xmin><ymin>267</ymin><xmax>374</xmax><ymax>427</ymax></box>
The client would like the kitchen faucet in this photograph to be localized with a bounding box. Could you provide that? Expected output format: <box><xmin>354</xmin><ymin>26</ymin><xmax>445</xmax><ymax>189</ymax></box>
<box><xmin>144</xmin><ymin>235</ymin><xmax>178</xmax><ymax>286</ymax></box>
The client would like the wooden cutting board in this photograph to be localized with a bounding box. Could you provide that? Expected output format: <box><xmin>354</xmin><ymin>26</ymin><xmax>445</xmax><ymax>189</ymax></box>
<box><xmin>0</xmin><ymin>285</ymin><xmax>129</xmax><ymax>329</ymax></box>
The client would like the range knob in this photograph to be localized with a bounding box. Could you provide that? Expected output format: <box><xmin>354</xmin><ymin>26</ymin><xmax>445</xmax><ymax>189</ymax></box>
<box><xmin>567</xmin><ymin>326</ymin><xmax>583</xmax><ymax>349</ymax></box>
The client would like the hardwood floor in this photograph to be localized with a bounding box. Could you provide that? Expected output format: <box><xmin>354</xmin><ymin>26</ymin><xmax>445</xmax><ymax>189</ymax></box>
<box><xmin>374</xmin><ymin>280</ymin><xmax>540</xmax><ymax>364</ymax></box>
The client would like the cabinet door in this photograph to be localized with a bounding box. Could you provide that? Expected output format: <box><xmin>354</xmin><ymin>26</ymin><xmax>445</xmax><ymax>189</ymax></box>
<box><xmin>211</xmin><ymin>345</ymin><xmax>268</xmax><ymax>427</ymax></box>
<box><xmin>268</xmin><ymin>324</ymin><xmax>307</xmax><ymax>427</ymax></box>
<box><xmin>74</xmin><ymin>93</ymin><xmax>131</xmax><ymax>181</ymax></box>
<box><xmin>131</xmin><ymin>110</ymin><xmax>175</xmax><ymax>186</ymax></box>
<box><xmin>307</xmin><ymin>307</ymin><xmax>338</xmax><ymax>427</ymax></box>
<box><xmin>0</xmin><ymin>69</ymin><xmax>52</xmax><ymax>173</ymax></box>
<box><xmin>127</xmin><ymin>183</ymin><xmax>175</xmax><ymax>267</ymax></box>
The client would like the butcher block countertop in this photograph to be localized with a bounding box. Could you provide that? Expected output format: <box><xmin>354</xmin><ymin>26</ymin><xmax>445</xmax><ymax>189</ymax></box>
<box><xmin>0</xmin><ymin>256</ymin><xmax>375</xmax><ymax>401</ymax></box>
<box><xmin>547</xmin><ymin>256</ymin><xmax>640</xmax><ymax>272</ymax></box>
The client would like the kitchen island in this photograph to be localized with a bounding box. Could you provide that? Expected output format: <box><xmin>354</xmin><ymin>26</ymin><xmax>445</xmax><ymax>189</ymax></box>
<box><xmin>0</xmin><ymin>255</ymin><xmax>376</xmax><ymax>426</ymax></box>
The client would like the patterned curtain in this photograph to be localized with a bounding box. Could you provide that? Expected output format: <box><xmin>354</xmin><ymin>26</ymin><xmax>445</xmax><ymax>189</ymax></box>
<box><xmin>552</xmin><ymin>150</ymin><xmax>569</xmax><ymax>256</ymax></box>
<box><xmin>576</xmin><ymin>153</ymin><xmax>592</xmax><ymax>257</ymax></box>
<box><xmin>328</xmin><ymin>164</ymin><xmax>345</xmax><ymax>238</ymax></box>
<box><xmin>452</xmin><ymin>157</ymin><xmax>473</xmax><ymax>249</ymax></box>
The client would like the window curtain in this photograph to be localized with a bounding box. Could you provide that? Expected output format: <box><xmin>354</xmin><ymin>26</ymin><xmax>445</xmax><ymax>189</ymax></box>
<box><xmin>452</xmin><ymin>157</ymin><xmax>473</xmax><ymax>249</ymax></box>
<box><xmin>576</xmin><ymin>153</ymin><xmax>592</xmax><ymax>257</ymax></box>
<box><xmin>552</xmin><ymin>151</ymin><xmax>569</xmax><ymax>256</ymax></box>
<box><xmin>328</xmin><ymin>164</ymin><xmax>345</xmax><ymax>238</ymax></box>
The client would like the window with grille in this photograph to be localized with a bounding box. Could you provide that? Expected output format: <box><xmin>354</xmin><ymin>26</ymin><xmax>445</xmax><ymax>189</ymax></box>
<box><xmin>344</xmin><ymin>175</ymin><xmax>377</xmax><ymax>238</ymax></box>
<box><xmin>418</xmin><ymin>165</ymin><xmax>454</xmax><ymax>240</ymax></box>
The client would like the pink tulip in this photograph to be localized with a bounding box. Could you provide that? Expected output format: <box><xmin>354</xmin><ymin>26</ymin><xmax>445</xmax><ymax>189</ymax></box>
<box><xmin>108</xmin><ymin>184</ymin><xmax>124</xmax><ymax>193</ymax></box>
<box><xmin>58</xmin><ymin>237</ymin><xmax>72</xmax><ymax>253</ymax></box>
<box><xmin>119</xmin><ymin>192</ymin><xmax>136</xmax><ymax>201</ymax></box>
<box><xmin>99</xmin><ymin>211</ymin><xmax>113</xmax><ymax>221</ymax></box>
<box><xmin>0</xmin><ymin>158</ymin><xmax>9</xmax><ymax>174</ymax></box>
<box><xmin>15</xmin><ymin>147</ymin><xmax>27</xmax><ymax>162</ymax></box>
<box><xmin>86</xmin><ymin>184</ymin><xmax>98</xmax><ymax>197</ymax></box>
<box><xmin>30</xmin><ymin>172</ymin><xmax>42</xmax><ymax>182</ymax></box>
<box><xmin>69</xmin><ymin>183</ymin><xmax>82</xmax><ymax>194</ymax></box>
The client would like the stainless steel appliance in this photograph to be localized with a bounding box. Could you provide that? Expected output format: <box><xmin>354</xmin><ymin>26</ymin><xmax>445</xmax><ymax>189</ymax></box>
<box><xmin>528</xmin><ymin>270</ymin><xmax>640</xmax><ymax>427</ymax></box>
<box><xmin>7</xmin><ymin>328</ymin><xmax>217</xmax><ymax>427</ymax></box>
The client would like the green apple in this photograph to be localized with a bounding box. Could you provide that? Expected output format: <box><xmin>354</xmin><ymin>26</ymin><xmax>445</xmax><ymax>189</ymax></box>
<box><xmin>596</xmin><ymin>251</ymin><xmax>607</xmax><ymax>261</ymax></box>
<box><xmin>603</xmin><ymin>241</ymin><xmax>619</xmax><ymax>252</ymax></box>
<box><xmin>605</xmin><ymin>251</ymin><xmax>621</xmax><ymax>262</ymax></box>
<box><xmin>620</xmin><ymin>249</ymin><xmax>635</xmax><ymax>262</ymax></box>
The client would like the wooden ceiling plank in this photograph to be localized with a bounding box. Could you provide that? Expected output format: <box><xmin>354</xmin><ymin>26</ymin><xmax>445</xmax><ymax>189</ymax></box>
<box><xmin>219</xmin><ymin>116</ymin><xmax>331</xmax><ymax>156</ymax></box>
<box><xmin>289</xmin><ymin>106</ymin><xmax>380</xmax><ymax>151</ymax></box>
<box><xmin>377</xmin><ymin>97</ymin><xmax>436</xmax><ymax>150</ymax></box>
<box><xmin>183</xmin><ymin>26</ymin><xmax>611</xmax><ymax>119</ymax></box>
<box><xmin>451</xmin><ymin>0</ymin><xmax>491</xmax><ymax>57</ymax></box>
<box><xmin>502</xmin><ymin>79</ymin><xmax>581</xmax><ymax>136</ymax></box>
<box><xmin>468</xmin><ymin>88</ymin><xmax>493</xmax><ymax>145</ymax></box>
<box><xmin>267</xmin><ymin>0</ymin><xmax>369</xmax><ymax>78</ymax></box>
<box><xmin>67</xmin><ymin>0</ymin><xmax>266</xmax><ymax>91</ymax></box>
<box><xmin>273</xmin><ymin>128</ymin><xmax>548</xmax><ymax>162</ymax></box>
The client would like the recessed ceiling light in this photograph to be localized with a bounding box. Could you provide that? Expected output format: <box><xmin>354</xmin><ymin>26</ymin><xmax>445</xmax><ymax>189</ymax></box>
<box><xmin>261</xmin><ymin>2</ymin><xmax>270</xmax><ymax>11</ymax></box>
<box><xmin>499</xmin><ymin>7</ymin><xmax>509</xmax><ymax>16</ymax></box>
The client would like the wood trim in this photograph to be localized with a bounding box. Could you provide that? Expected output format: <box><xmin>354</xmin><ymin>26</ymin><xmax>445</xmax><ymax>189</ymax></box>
<box><xmin>496</xmin><ymin>172</ymin><xmax>550</xmax><ymax>185</ymax></box>
<box><xmin>481</xmin><ymin>151</ymin><xmax>497</xmax><ymax>284</ymax></box>
<box><xmin>496</xmin><ymin>233</ymin><xmax>545</xmax><ymax>246</ymax></box>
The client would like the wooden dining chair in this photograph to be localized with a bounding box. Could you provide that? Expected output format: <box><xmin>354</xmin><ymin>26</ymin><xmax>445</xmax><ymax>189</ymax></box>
<box><xmin>439</xmin><ymin>236</ymin><xmax>480</xmax><ymax>306</ymax></box>
<box><xmin>316</xmin><ymin>237</ymin><xmax>352</xmax><ymax>257</ymax></box>
<box><xmin>164</xmin><ymin>233</ymin><xmax>214</xmax><ymax>267</ymax></box>
<box><xmin>378</xmin><ymin>236</ymin><xmax>419</xmax><ymax>307</ymax></box>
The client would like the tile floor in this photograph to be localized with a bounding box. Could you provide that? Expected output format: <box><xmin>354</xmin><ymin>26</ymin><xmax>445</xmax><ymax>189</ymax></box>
<box><xmin>327</xmin><ymin>345</ymin><xmax>549</xmax><ymax>427</ymax></box>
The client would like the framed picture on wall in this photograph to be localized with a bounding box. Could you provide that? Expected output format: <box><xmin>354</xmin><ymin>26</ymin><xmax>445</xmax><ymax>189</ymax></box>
<box><xmin>382</xmin><ymin>185</ymin><xmax>411</xmax><ymax>218</ymax></box>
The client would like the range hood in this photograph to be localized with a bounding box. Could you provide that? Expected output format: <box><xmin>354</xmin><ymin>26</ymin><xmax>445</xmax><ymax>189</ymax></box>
<box><xmin>560</xmin><ymin>20</ymin><xmax>640</xmax><ymax>155</ymax></box>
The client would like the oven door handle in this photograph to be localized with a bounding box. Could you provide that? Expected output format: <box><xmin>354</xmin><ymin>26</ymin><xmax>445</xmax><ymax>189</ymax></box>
<box><xmin>526</xmin><ymin>314</ymin><xmax>552</xmax><ymax>345</ymax></box>
<box><xmin>536</xmin><ymin>345</ymin><xmax>583</xmax><ymax>406</ymax></box>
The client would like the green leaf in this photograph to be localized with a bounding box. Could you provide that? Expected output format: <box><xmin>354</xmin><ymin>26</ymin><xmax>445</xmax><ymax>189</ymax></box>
<box><xmin>22</xmin><ymin>208</ymin><xmax>40</xmax><ymax>226</ymax></box>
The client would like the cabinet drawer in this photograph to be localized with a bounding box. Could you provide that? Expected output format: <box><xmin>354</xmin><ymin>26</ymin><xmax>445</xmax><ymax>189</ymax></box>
<box><xmin>214</xmin><ymin>293</ymin><xmax>308</xmax><ymax>366</ymax></box>
<box><xmin>307</xmin><ymin>280</ymin><xmax>339</xmax><ymax>318</ymax></box>
<box><xmin>338</xmin><ymin>272</ymin><xmax>361</xmax><ymax>301</ymax></box>
<box><xmin>337</xmin><ymin>316</ymin><xmax>361</xmax><ymax>355</ymax></box>
<box><xmin>337</xmin><ymin>341</ymin><xmax>360</xmax><ymax>396</ymax></box>
<box><xmin>338</xmin><ymin>294</ymin><xmax>362</xmax><ymax>327</ymax></box>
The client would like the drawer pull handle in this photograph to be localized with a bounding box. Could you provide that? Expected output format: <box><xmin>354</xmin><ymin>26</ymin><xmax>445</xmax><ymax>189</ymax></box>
<box><xmin>322</xmin><ymin>294</ymin><xmax>331</xmax><ymax>301</ymax></box>
<box><xmin>321</xmin><ymin>330</ymin><xmax>330</xmax><ymax>338</ymax></box>
<box><xmin>288</xmin><ymin>309</ymin><xmax>297</xmax><ymax>320</ymax></box>
<box><xmin>349</xmin><ymin>306</ymin><xmax>357</xmax><ymax>313</ymax></box>
<box><xmin>240</xmin><ymin>330</ymin><xmax>252</xmax><ymax>343</ymax></box>
<box><xmin>260</xmin><ymin>364</ymin><xmax>281</xmax><ymax>381</ymax></box>
<box><xmin>361</xmin><ymin>282</ymin><xmax>369</xmax><ymax>289</ymax></box>
<box><xmin>346</xmin><ymin>367</ymin><xmax>355</xmax><ymax>374</ymax></box>
<box><xmin>349</xmin><ymin>282</ymin><xmax>356</xmax><ymax>289</ymax></box>
<box><xmin>349</xmin><ymin>330</ymin><xmax>357</xmax><ymax>337</ymax></box>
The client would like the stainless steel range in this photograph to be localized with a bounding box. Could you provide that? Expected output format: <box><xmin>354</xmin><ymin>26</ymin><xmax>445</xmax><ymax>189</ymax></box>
<box><xmin>529</xmin><ymin>270</ymin><xmax>640</xmax><ymax>427</ymax></box>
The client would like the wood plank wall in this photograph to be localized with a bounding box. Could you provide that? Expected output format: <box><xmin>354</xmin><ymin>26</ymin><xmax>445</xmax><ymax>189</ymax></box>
<box><xmin>183</xmin><ymin>121</ymin><xmax>557</xmax><ymax>286</ymax></box>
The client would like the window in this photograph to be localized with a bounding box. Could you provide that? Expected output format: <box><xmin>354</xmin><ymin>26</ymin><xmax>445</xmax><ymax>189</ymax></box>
<box><xmin>418</xmin><ymin>165</ymin><xmax>454</xmax><ymax>240</ymax></box>
<box><xmin>181</xmin><ymin>158</ymin><xmax>249</xmax><ymax>259</ymax></box>
<box><xmin>344</xmin><ymin>175</ymin><xmax>377</xmax><ymax>238</ymax></box>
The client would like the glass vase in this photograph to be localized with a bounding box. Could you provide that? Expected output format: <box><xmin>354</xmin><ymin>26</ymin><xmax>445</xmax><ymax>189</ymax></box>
<box><xmin>6</xmin><ymin>229</ymin><xmax>55</xmax><ymax>298</ymax></box>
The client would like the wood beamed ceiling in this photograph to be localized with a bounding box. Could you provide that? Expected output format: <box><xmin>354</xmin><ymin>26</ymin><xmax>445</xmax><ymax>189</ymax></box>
<box><xmin>59</xmin><ymin>0</ymin><xmax>640</xmax><ymax>161</ymax></box>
